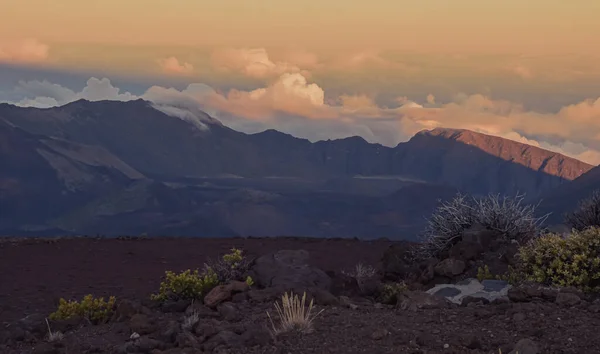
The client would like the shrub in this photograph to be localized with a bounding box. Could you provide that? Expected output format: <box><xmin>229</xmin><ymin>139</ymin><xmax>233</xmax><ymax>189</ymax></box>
<box><xmin>151</xmin><ymin>268</ymin><xmax>219</xmax><ymax>302</ymax></box>
<box><xmin>477</xmin><ymin>265</ymin><xmax>495</xmax><ymax>282</ymax></box>
<box><xmin>565</xmin><ymin>190</ymin><xmax>600</xmax><ymax>231</ymax></box>
<box><xmin>204</xmin><ymin>248</ymin><xmax>252</xmax><ymax>283</ymax></box>
<box><xmin>266</xmin><ymin>291</ymin><xmax>324</xmax><ymax>335</ymax></box>
<box><xmin>49</xmin><ymin>294</ymin><xmax>116</xmax><ymax>324</ymax></box>
<box><xmin>45</xmin><ymin>319</ymin><xmax>64</xmax><ymax>342</ymax></box>
<box><xmin>416</xmin><ymin>192</ymin><xmax>547</xmax><ymax>259</ymax></box>
<box><xmin>377</xmin><ymin>282</ymin><xmax>407</xmax><ymax>305</ymax></box>
<box><xmin>517</xmin><ymin>227</ymin><xmax>600</xmax><ymax>291</ymax></box>
<box><xmin>342</xmin><ymin>262</ymin><xmax>377</xmax><ymax>293</ymax></box>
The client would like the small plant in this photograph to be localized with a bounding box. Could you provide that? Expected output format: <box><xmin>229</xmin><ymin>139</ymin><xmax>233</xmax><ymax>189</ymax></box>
<box><xmin>49</xmin><ymin>294</ymin><xmax>116</xmax><ymax>324</ymax></box>
<box><xmin>45</xmin><ymin>318</ymin><xmax>64</xmax><ymax>342</ymax></box>
<box><xmin>342</xmin><ymin>262</ymin><xmax>377</xmax><ymax>294</ymax></box>
<box><xmin>151</xmin><ymin>268</ymin><xmax>219</xmax><ymax>302</ymax></box>
<box><xmin>204</xmin><ymin>248</ymin><xmax>252</xmax><ymax>283</ymax></box>
<box><xmin>565</xmin><ymin>190</ymin><xmax>600</xmax><ymax>231</ymax></box>
<box><xmin>245</xmin><ymin>276</ymin><xmax>254</xmax><ymax>287</ymax></box>
<box><xmin>477</xmin><ymin>265</ymin><xmax>495</xmax><ymax>281</ymax></box>
<box><xmin>517</xmin><ymin>227</ymin><xmax>600</xmax><ymax>291</ymax></box>
<box><xmin>182</xmin><ymin>310</ymin><xmax>200</xmax><ymax>330</ymax></box>
<box><xmin>266</xmin><ymin>291</ymin><xmax>324</xmax><ymax>335</ymax></box>
<box><xmin>377</xmin><ymin>282</ymin><xmax>408</xmax><ymax>305</ymax></box>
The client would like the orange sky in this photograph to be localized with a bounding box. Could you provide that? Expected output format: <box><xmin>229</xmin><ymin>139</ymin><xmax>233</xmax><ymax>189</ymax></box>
<box><xmin>1</xmin><ymin>0</ymin><xmax>600</xmax><ymax>164</ymax></box>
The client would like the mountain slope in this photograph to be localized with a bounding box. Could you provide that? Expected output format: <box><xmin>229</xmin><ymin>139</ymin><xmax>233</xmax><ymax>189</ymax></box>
<box><xmin>0</xmin><ymin>119</ymin><xmax>141</xmax><ymax>230</ymax></box>
<box><xmin>538</xmin><ymin>165</ymin><xmax>600</xmax><ymax>224</ymax></box>
<box><xmin>392</xmin><ymin>128</ymin><xmax>593</xmax><ymax>196</ymax></box>
<box><xmin>0</xmin><ymin>100</ymin><xmax>590</xmax><ymax>197</ymax></box>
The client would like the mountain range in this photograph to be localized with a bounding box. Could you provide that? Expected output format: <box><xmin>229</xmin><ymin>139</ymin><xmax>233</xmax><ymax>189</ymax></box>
<box><xmin>0</xmin><ymin>99</ymin><xmax>597</xmax><ymax>238</ymax></box>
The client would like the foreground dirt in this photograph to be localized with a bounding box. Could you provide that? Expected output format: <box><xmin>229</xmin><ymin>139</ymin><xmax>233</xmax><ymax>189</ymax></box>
<box><xmin>0</xmin><ymin>236</ymin><xmax>393</xmax><ymax>322</ymax></box>
<box><xmin>1</xmin><ymin>236</ymin><xmax>600</xmax><ymax>354</ymax></box>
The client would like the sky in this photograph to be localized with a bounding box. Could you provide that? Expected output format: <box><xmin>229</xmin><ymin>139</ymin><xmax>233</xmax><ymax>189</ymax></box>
<box><xmin>1</xmin><ymin>0</ymin><xmax>600</xmax><ymax>164</ymax></box>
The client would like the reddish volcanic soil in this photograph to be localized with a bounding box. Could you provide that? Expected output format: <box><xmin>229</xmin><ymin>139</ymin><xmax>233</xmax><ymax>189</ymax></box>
<box><xmin>0</xmin><ymin>236</ymin><xmax>394</xmax><ymax>322</ymax></box>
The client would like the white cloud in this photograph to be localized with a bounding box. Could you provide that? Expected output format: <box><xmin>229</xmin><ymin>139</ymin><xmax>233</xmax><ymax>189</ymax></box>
<box><xmin>4</xmin><ymin>75</ymin><xmax>600</xmax><ymax>165</ymax></box>
<box><xmin>0</xmin><ymin>38</ymin><xmax>49</xmax><ymax>63</ymax></box>
<box><xmin>158</xmin><ymin>56</ymin><xmax>194</xmax><ymax>75</ymax></box>
<box><xmin>210</xmin><ymin>47</ymin><xmax>307</xmax><ymax>79</ymax></box>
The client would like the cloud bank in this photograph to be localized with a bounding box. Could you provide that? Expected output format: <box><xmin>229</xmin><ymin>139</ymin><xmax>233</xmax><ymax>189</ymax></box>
<box><xmin>3</xmin><ymin>73</ymin><xmax>600</xmax><ymax>165</ymax></box>
<box><xmin>158</xmin><ymin>56</ymin><xmax>194</xmax><ymax>75</ymax></box>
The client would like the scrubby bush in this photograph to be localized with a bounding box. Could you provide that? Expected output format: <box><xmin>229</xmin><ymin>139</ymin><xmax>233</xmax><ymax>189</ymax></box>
<box><xmin>151</xmin><ymin>268</ymin><xmax>219</xmax><ymax>302</ymax></box>
<box><xmin>416</xmin><ymin>192</ymin><xmax>547</xmax><ymax>259</ymax></box>
<box><xmin>342</xmin><ymin>262</ymin><xmax>377</xmax><ymax>293</ymax></box>
<box><xmin>49</xmin><ymin>294</ymin><xmax>116</xmax><ymax>324</ymax></box>
<box><xmin>517</xmin><ymin>227</ymin><xmax>600</xmax><ymax>291</ymax></box>
<box><xmin>266</xmin><ymin>291</ymin><xmax>324</xmax><ymax>335</ymax></box>
<box><xmin>204</xmin><ymin>248</ymin><xmax>252</xmax><ymax>283</ymax></box>
<box><xmin>477</xmin><ymin>265</ymin><xmax>495</xmax><ymax>281</ymax></box>
<box><xmin>377</xmin><ymin>282</ymin><xmax>407</xmax><ymax>305</ymax></box>
<box><xmin>565</xmin><ymin>190</ymin><xmax>600</xmax><ymax>231</ymax></box>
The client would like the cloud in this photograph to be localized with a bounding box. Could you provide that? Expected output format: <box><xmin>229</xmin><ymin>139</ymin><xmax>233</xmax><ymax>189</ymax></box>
<box><xmin>0</xmin><ymin>39</ymin><xmax>49</xmax><ymax>63</ymax></box>
<box><xmin>11</xmin><ymin>77</ymin><xmax>136</xmax><ymax>108</ymax></box>
<box><xmin>210</xmin><ymin>47</ymin><xmax>308</xmax><ymax>79</ymax></box>
<box><xmin>158</xmin><ymin>56</ymin><xmax>194</xmax><ymax>75</ymax></box>
<box><xmin>4</xmin><ymin>75</ymin><xmax>600</xmax><ymax>165</ymax></box>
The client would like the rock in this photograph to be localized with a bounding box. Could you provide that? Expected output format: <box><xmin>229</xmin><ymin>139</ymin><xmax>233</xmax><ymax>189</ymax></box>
<box><xmin>460</xmin><ymin>334</ymin><xmax>481</xmax><ymax>349</ymax></box>
<box><xmin>307</xmin><ymin>288</ymin><xmax>339</xmax><ymax>306</ymax></box>
<box><xmin>18</xmin><ymin>313</ymin><xmax>46</xmax><ymax>336</ymax></box>
<box><xmin>512</xmin><ymin>312</ymin><xmax>526</xmax><ymax>322</ymax></box>
<box><xmin>510</xmin><ymin>338</ymin><xmax>540</xmax><ymax>354</ymax></box>
<box><xmin>129</xmin><ymin>314</ymin><xmax>157</xmax><ymax>335</ymax></box>
<box><xmin>32</xmin><ymin>342</ymin><xmax>61</xmax><ymax>354</ymax></box>
<box><xmin>202</xmin><ymin>330</ymin><xmax>243</xmax><ymax>351</ymax></box>
<box><xmin>328</xmin><ymin>271</ymin><xmax>362</xmax><ymax>297</ymax></box>
<box><xmin>434</xmin><ymin>258</ymin><xmax>466</xmax><ymax>277</ymax></box>
<box><xmin>508</xmin><ymin>288</ymin><xmax>530</xmax><ymax>303</ymax></box>
<box><xmin>397</xmin><ymin>291</ymin><xmax>451</xmax><ymax>311</ymax></box>
<box><xmin>555</xmin><ymin>292</ymin><xmax>581</xmax><ymax>307</ymax></box>
<box><xmin>370</xmin><ymin>328</ymin><xmax>389</xmax><ymax>340</ymax></box>
<box><xmin>251</xmin><ymin>250</ymin><xmax>331</xmax><ymax>290</ymax></box>
<box><xmin>114</xmin><ymin>299</ymin><xmax>144</xmax><ymax>321</ymax></box>
<box><xmin>231</xmin><ymin>292</ymin><xmax>248</xmax><ymax>303</ymax></box>
<box><xmin>50</xmin><ymin>316</ymin><xmax>83</xmax><ymax>333</ymax></box>
<box><xmin>161</xmin><ymin>300</ymin><xmax>191</xmax><ymax>313</ymax></box>
<box><xmin>175</xmin><ymin>332</ymin><xmax>202</xmax><ymax>349</ymax></box>
<box><xmin>247</xmin><ymin>288</ymin><xmax>283</xmax><ymax>303</ymax></box>
<box><xmin>380</xmin><ymin>243</ymin><xmax>416</xmax><ymax>281</ymax></box>
<box><xmin>135</xmin><ymin>336</ymin><xmax>164</xmax><ymax>352</ymax></box>
<box><xmin>185</xmin><ymin>302</ymin><xmax>219</xmax><ymax>318</ymax></box>
<box><xmin>358</xmin><ymin>278</ymin><xmax>382</xmax><ymax>297</ymax></box>
<box><xmin>204</xmin><ymin>282</ymin><xmax>250</xmax><ymax>308</ymax></box>
<box><xmin>427</xmin><ymin>278</ymin><xmax>510</xmax><ymax>305</ymax></box>
<box><xmin>217</xmin><ymin>303</ymin><xmax>241</xmax><ymax>322</ymax></box>
<box><xmin>241</xmin><ymin>326</ymin><xmax>273</xmax><ymax>346</ymax></box>
<box><xmin>449</xmin><ymin>240</ymin><xmax>482</xmax><ymax>262</ymax></box>
<box><xmin>156</xmin><ymin>320</ymin><xmax>180</xmax><ymax>344</ymax></box>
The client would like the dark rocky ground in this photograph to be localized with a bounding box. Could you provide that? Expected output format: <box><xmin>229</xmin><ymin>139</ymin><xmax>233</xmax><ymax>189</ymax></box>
<box><xmin>1</xmin><ymin>236</ymin><xmax>600</xmax><ymax>354</ymax></box>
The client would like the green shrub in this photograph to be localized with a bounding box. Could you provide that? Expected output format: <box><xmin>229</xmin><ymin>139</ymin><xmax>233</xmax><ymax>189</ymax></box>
<box><xmin>49</xmin><ymin>294</ymin><xmax>116</xmax><ymax>324</ymax></box>
<box><xmin>151</xmin><ymin>268</ymin><xmax>219</xmax><ymax>302</ymax></box>
<box><xmin>518</xmin><ymin>227</ymin><xmax>600</xmax><ymax>291</ymax></box>
<box><xmin>477</xmin><ymin>265</ymin><xmax>495</xmax><ymax>281</ymax></box>
<box><xmin>378</xmin><ymin>282</ymin><xmax>407</xmax><ymax>305</ymax></box>
<box><xmin>204</xmin><ymin>248</ymin><xmax>252</xmax><ymax>283</ymax></box>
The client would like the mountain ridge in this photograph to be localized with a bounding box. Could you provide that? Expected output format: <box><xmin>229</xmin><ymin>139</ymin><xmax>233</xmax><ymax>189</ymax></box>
<box><xmin>0</xmin><ymin>99</ymin><xmax>594</xmax><ymax>238</ymax></box>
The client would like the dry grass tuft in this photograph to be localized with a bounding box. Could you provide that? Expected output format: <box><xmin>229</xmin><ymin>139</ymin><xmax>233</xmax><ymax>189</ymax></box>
<box><xmin>45</xmin><ymin>318</ymin><xmax>64</xmax><ymax>342</ymax></box>
<box><xmin>266</xmin><ymin>291</ymin><xmax>324</xmax><ymax>335</ymax></box>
